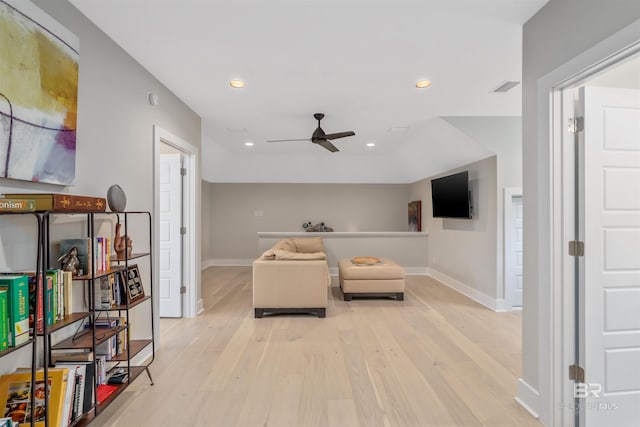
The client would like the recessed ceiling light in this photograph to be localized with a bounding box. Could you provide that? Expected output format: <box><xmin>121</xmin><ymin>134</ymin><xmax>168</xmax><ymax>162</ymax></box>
<box><xmin>244</xmin><ymin>142</ymin><xmax>254</xmax><ymax>147</ymax></box>
<box><xmin>229</xmin><ymin>79</ymin><xmax>245</xmax><ymax>88</ymax></box>
<box><xmin>366</xmin><ymin>143</ymin><xmax>376</xmax><ymax>147</ymax></box>
<box><xmin>415</xmin><ymin>80</ymin><xmax>431</xmax><ymax>89</ymax></box>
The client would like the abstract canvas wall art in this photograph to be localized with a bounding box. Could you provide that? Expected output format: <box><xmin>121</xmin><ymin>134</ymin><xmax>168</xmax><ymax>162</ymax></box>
<box><xmin>0</xmin><ymin>0</ymin><xmax>79</xmax><ymax>185</ymax></box>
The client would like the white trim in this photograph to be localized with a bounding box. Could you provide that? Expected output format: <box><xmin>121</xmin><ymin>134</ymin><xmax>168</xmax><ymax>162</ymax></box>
<box><xmin>426</xmin><ymin>267</ymin><xmax>507</xmax><ymax>312</ymax></box>
<box><xmin>202</xmin><ymin>258</ymin><xmax>253</xmax><ymax>268</ymax></box>
<box><xmin>153</xmin><ymin>125</ymin><xmax>200</xmax><ymax>319</ymax></box>
<box><xmin>196</xmin><ymin>298</ymin><xmax>204</xmax><ymax>315</ymax></box>
<box><xmin>504</xmin><ymin>187</ymin><xmax>523</xmax><ymax>310</ymax></box>
<box><xmin>536</xmin><ymin>19</ymin><xmax>640</xmax><ymax>426</ymax></box>
<box><xmin>257</xmin><ymin>231</ymin><xmax>429</xmax><ymax>238</ymax></box>
<box><xmin>515</xmin><ymin>378</ymin><xmax>540</xmax><ymax>419</ymax></box>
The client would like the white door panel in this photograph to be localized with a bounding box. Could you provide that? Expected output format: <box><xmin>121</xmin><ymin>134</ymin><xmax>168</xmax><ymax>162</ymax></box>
<box><xmin>582</xmin><ymin>86</ymin><xmax>640</xmax><ymax>426</ymax></box>
<box><xmin>159</xmin><ymin>152</ymin><xmax>183</xmax><ymax>317</ymax></box>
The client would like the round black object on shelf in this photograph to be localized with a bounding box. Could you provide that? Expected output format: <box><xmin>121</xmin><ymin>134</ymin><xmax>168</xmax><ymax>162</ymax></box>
<box><xmin>107</xmin><ymin>184</ymin><xmax>127</xmax><ymax>212</ymax></box>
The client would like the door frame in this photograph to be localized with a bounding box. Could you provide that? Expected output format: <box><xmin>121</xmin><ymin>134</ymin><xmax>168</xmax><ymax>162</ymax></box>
<box><xmin>537</xmin><ymin>21</ymin><xmax>640</xmax><ymax>426</ymax></box>
<box><xmin>153</xmin><ymin>125</ymin><xmax>200</xmax><ymax>318</ymax></box>
<box><xmin>504</xmin><ymin>187</ymin><xmax>523</xmax><ymax>310</ymax></box>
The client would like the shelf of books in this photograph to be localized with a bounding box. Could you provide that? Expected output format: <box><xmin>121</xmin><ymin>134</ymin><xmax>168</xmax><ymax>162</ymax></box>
<box><xmin>0</xmin><ymin>203</ymin><xmax>154</xmax><ymax>426</ymax></box>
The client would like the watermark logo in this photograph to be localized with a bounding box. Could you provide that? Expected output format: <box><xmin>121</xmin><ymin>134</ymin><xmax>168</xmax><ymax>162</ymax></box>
<box><xmin>574</xmin><ymin>382</ymin><xmax>602</xmax><ymax>398</ymax></box>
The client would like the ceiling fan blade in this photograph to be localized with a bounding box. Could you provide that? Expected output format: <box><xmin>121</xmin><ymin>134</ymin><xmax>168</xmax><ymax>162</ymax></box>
<box><xmin>315</xmin><ymin>139</ymin><xmax>339</xmax><ymax>152</ymax></box>
<box><xmin>266</xmin><ymin>138</ymin><xmax>310</xmax><ymax>143</ymax></box>
<box><xmin>324</xmin><ymin>131</ymin><xmax>355</xmax><ymax>140</ymax></box>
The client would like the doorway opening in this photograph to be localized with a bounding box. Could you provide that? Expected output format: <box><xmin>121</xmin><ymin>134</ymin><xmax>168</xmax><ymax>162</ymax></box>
<box><xmin>554</xmin><ymin>49</ymin><xmax>640</xmax><ymax>427</ymax></box>
<box><xmin>153</xmin><ymin>126</ymin><xmax>200</xmax><ymax>323</ymax></box>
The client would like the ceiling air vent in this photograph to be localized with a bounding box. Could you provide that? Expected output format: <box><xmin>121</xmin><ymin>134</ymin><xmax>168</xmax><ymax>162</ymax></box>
<box><xmin>491</xmin><ymin>81</ymin><xmax>520</xmax><ymax>93</ymax></box>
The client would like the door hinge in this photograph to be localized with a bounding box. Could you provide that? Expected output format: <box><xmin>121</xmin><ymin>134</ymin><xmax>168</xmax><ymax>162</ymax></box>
<box><xmin>180</xmin><ymin>226</ymin><xmax>187</xmax><ymax>235</ymax></box>
<box><xmin>569</xmin><ymin>364</ymin><xmax>585</xmax><ymax>382</ymax></box>
<box><xmin>180</xmin><ymin>286</ymin><xmax>187</xmax><ymax>294</ymax></box>
<box><xmin>569</xmin><ymin>240</ymin><xmax>585</xmax><ymax>256</ymax></box>
<box><xmin>180</xmin><ymin>167</ymin><xmax>187</xmax><ymax>176</ymax></box>
<box><xmin>568</xmin><ymin>117</ymin><xmax>584</xmax><ymax>134</ymax></box>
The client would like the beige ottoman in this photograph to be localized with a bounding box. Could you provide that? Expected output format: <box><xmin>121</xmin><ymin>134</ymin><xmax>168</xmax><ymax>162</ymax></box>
<box><xmin>338</xmin><ymin>258</ymin><xmax>405</xmax><ymax>301</ymax></box>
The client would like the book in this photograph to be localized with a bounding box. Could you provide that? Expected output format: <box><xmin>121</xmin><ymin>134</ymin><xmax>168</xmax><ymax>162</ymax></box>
<box><xmin>56</xmin><ymin>361</ymin><xmax>94</xmax><ymax>415</ymax></box>
<box><xmin>1</xmin><ymin>194</ymin><xmax>106</xmax><ymax>212</ymax></box>
<box><xmin>0</xmin><ymin>290</ymin><xmax>7</xmax><ymax>351</ymax></box>
<box><xmin>55</xmin><ymin>365</ymin><xmax>76</xmax><ymax>427</ymax></box>
<box><xmin>0</xmin><ymin>276</ymin><xmax>29</xmax><ymax>347</ymax></box>
<box><xmin>0</xmin><ymin>369</ymin><xmax>66</xmax><ymax>426</ymax></box>
<box><xmin>62</xmin><ymin>271</ymin><xmax>73</xmax><ymax>316</ymax></box>
<box><xmin>0</xmin><ymin>417</ymin><xmax>19</xmax><ymax>426</ymax></box>
<box><xmin>46</xmin><ymin>271</ymin><xmax>58</xmax><ymax>324</ymax></box>
<box><xmin>0</xmin><ymin>199</ymin><xmax>35</xmax><ymax>212</ymax></box>
<box><xmin>27</xmin><ymin>274</ymin><xmax>44</xmax><ymax>336</ymax></box>
<box><xmin>96</xmin><ymin>384</ymin><xmax>117</xmax><ymax>405</ymax></box>
<box><xmin>59</xmin><ymin>238</ymin><xmax>92</xmax><ymax>277</ymax></box>
<box><xmin>50</xmin><ymin>351</ymin><xmax>94</xmax><ymax>363</ymax></box>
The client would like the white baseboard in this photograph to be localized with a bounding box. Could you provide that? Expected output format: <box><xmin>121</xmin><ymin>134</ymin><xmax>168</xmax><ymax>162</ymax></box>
<box><xmin>426</xmin><ymin>267</ymin><xmax>503</xmax><ymax>312</ymax></box>
<box><xmin>196</xmin><ymin>298</ymin><xmax>204</xmax><ymax>315</ymax></box>
<box><xmin>404</xmin><ymin>267</ymin><xmax>429</xmax><ymax>275</ymax></box>
<box><xmin>201</xmin><ymin>259</ymin><xmax>253</xmax><ymax>269</ymax></box>
<box><xmin>515</xmin><ymin>378</ymin><xmax>540</xmax><ymax>419</ymax></box>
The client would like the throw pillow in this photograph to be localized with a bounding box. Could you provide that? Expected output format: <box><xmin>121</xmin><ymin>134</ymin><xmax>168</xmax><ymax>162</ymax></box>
<box><xmin>292</xmin><ymin>237</ymin><xmax>324</xmax><ymax>253</ymax></box>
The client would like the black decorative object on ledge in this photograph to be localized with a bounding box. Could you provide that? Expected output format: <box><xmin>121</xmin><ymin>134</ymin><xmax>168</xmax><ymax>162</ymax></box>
<box><xmin>302</xmin><ymin>221</ymin><xmax>334</xmax><ymax>232</ymax></box>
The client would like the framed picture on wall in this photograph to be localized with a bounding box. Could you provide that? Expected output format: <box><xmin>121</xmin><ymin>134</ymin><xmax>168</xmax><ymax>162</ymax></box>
<box><xmin>408</xmin><ymin>200</ymin><xmax>422</xmax><ymax>232</ymax></box>
<box><xmin>121</xmin><ymin>265</ymin><xmax>145</xmax><ymax>303</ymax></box>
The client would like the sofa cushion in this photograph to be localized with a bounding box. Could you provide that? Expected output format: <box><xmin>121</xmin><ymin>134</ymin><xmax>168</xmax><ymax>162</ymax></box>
<box><xmin>274</xmin><ymin>249</ymin><xmax>326</xmax><ymax>260</ymax></box>
<box><xmin>292</xmin><ymin>237</ymin><xmax>324</xmax><ymax>253</ymax></box>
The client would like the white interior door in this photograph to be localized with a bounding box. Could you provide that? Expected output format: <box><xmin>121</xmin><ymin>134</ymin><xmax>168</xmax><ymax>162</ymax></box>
<box><xmin>581</xmin><ymin>86</ymin><xmax>640</xmax><ymax>426</ymax></box>
<box><xmin>505</xmin><ymin>194</ymin><xmax>523</xmax><ymax>308</ymax></box>
<box><xmin>159</xmin><ymin>152</ymin><xmax>183</xmax><ymax>317</ymax></box>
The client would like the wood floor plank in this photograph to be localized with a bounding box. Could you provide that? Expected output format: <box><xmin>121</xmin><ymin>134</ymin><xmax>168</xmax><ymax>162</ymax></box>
<box><xmin>93</xmin><ymin>267</ymin><xmax>540</xmax><ymax>427</ymax></box>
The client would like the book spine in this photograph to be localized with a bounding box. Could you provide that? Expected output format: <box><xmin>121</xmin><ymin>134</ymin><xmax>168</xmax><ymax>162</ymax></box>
<box><xmin>51</xmin><ymin>195</ymin><xmax>107</xmax><ymax>212</ymax></box>
<box><xmin>46</xmin><ymin>276</ymin><xmax>54</xmax><ymax>326</ymax></box>
<box><xmin>0</xmin><ymin>289</ymin><xmax>8</xmax><ymax>350</ymax></box>
<box><xmin>0</xmin><ymin>199</ymin><xmax>36</xmax><ymax>211</ymax></box>
<box><xmin>0</xmin><ymin>276</ymin><xmax>29</xmax><ymax>346</ymax></box>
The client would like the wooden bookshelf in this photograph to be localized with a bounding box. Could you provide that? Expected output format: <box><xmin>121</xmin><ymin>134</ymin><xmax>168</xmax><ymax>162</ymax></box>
<box><xmin>0</xmin><ymin>338</ymin><xmax>34</xmax><ymax>358</ymax></box>
<box><xmin>42</xmin><ymin>312</ymin><xmax>91</xmax><ymax>334</ymax></box>
<box><xmin>74</xmin><ymin>366</ymin><xmax>146</xmax><ymax>426</ymax></box>
<box><xmin>111</xmin><ymin>339</ymin><xmax>152</xmax><ymax>362</ymax></box>
<box><xmin>51</xmin><ymin>326</ymin><xmax>127</xmax><ymax>350</ymax></box>
<box><xmin>111</xmin><ymin>252</ymin><xmax>150</xmax><ymax>262</ymax></box>
<box><xmin>73</xmin><ymin>265</ymin><xmax>125</xmax><ymax>281</ymax></box>
<box><xmin>41</xmin><ymin>210</ymin><xmax>154</xmax><ymax>426</ymax></box>
<box><xmin>93</xmin><ymin>295</ymin><xmax>151</xmax><ymax>311</ymax></box>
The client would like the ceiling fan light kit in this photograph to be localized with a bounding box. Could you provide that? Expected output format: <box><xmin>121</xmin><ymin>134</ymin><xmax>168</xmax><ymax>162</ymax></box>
<box><xmin>267</xmin><ymin>113</ymin><xmax>356</xmax><ymax>152</ymax></box>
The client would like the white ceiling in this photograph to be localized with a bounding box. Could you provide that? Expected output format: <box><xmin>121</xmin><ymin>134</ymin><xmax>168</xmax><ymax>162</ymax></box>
<box><xmin>69</xmin><ymin>0</ymin><xmax>548</xmax><ymax>182</ymax></box>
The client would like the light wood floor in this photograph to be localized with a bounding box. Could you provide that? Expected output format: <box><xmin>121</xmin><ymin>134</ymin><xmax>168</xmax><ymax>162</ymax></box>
<box><xmin>94</xmin><ymin>267</ymin><xmax>540</xmax><ymax>427</ymax></box>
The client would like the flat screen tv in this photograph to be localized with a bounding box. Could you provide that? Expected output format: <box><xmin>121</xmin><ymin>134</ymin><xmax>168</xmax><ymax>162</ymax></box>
<box><xmin>431</xmin><ymin>171</ymin><xmax>473</xmax><ymax>219</ymax></box>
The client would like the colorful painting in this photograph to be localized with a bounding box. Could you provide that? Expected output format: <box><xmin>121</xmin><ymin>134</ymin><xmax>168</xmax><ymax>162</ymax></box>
<box><xmin>0</xmin><ymin>0</ymin><xmax>79</xmax><ymax>185</ymax></box>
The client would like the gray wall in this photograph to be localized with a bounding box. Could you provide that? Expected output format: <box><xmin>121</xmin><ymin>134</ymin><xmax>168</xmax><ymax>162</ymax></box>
<box><xmin>201</xmin><ymin>180</ymin><xmax>213</xmax><ymax>261</ymax></box>
<box><xmin>522</xmin><ymin>0</ymin><xmax>640</xmax><ymax>423</ymax></box>
<box><xmin>204</xmin><ymin>183</ymin><xmax>411</xmax><ymax>261</ymax></box>
<box><xmin>410</xmin><ymin>156</ymin><xmax>498</xmax><ymax>300</ymax></box>
<box><xmin>0</xmin><ymin>0</ymin><xmax>201</xmax><ymax>372</ymax></box>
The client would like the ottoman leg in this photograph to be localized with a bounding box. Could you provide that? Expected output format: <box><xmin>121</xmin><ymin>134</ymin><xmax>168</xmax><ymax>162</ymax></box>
<box><xmin>317</xmin><ymin>308</ymin><xmax>326</xmax><ymax>318</ymax></box>
<box><xmin>397</xmin><ymin>293</ymin><xmax>404</xmax><ymax>301</ymax></box>
<box><xmin>344</xmin><ymin>294</ymin><xmax>353</xmax><ymax>301</ymax></box>
<box><xmin>255</xmin><ymin>308</ymin><xmax>264</xmax><ymax>318</ymax></box>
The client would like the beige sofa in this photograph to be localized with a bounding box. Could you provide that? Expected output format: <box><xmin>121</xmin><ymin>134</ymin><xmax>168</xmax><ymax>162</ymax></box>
<box><xmin>252</xmin><ymin>237</ymin><xmax>330</xmax><ymax>318</ymax></box>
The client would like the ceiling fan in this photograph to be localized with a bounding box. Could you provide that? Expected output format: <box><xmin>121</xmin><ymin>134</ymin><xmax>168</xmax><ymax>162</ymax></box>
<box><xmin>267</xmin><ymin>113</ymin><xmax>355</xmax><ymax>152</ymax></box>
